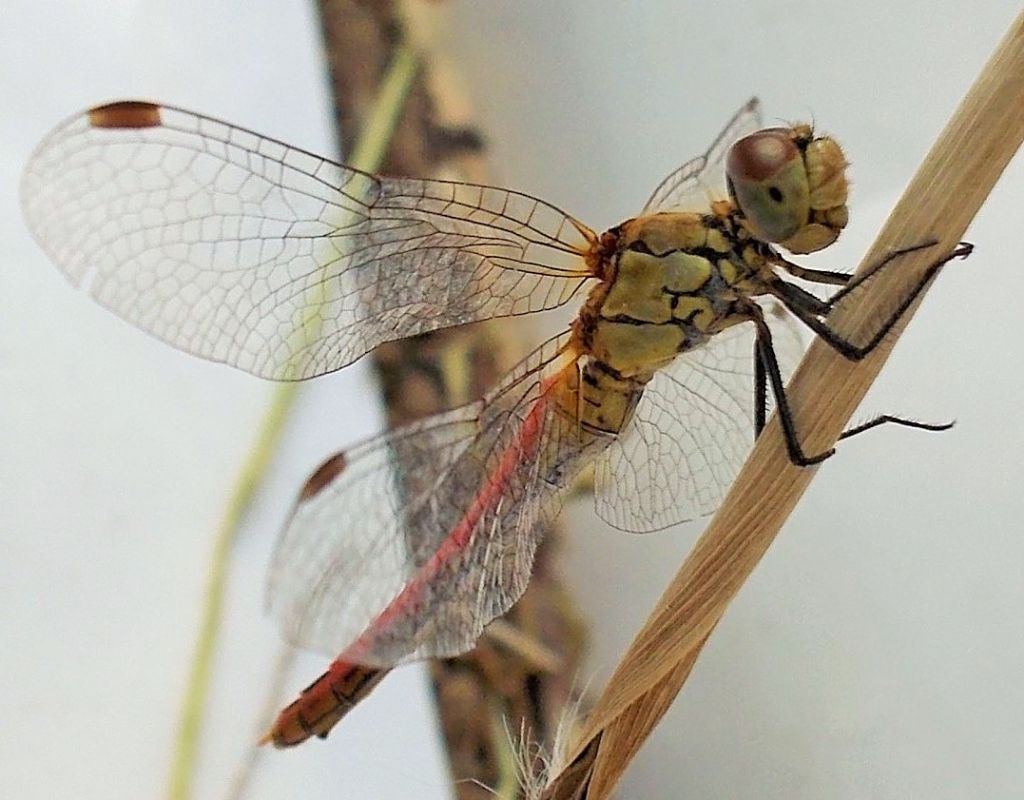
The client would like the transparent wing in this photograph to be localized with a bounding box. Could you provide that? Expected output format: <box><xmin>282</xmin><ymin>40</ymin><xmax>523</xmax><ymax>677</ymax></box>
<box><xmin>594</xmin><ymin>299</ymin><xmax>805</xmax><ymax>533</ymax></box>
<box><xmin>267</xmin><ymin>333</ymin><xmax>614</xmax><ymax>666</ymax></box>
<box><xmin>22</xmin><ymin>101</ymin><xmax>595</xmax><ymax>380</ymax></box>
<box><xmin>642</xmin><ymin>97</ymin><xmax>763</xmax><ymax>214</ymax></box>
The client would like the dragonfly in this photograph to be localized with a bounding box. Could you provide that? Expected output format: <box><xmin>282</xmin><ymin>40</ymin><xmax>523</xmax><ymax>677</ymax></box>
<box><xmin>22</xmin><ymin>97</ymin><xmax>969</xmax><ymax>748</ymax></box>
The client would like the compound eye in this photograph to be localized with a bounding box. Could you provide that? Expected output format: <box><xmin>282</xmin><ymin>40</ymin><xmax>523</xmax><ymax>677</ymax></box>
<box><xmin>726</xmin><ymin>129</ymin><xmax>811</xmax><ymax>243</ymax></box>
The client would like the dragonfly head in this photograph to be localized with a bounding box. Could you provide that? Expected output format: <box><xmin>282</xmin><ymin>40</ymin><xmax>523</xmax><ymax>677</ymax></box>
<box><xmin>725</xmin><ymin>124</ymin><xmax>849</xmax><ymax>254</ymax></box>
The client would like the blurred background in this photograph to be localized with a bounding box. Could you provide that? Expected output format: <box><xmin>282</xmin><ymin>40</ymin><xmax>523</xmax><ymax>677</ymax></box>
<box><xmin>2</xmin><ymin>2</ymin><xmax>1022</xmax><ymax>798</ymax></box>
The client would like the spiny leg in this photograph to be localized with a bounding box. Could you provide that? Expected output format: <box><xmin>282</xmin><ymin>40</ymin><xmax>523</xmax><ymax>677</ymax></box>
<box><xmin>773</xmin><ymin>240</ymin><xmax>944</xmax><ymax>294</ymax></box>
<box><xmin>772</xmin><ymin>242</ymin><xmax>972</xmax><ymax>361</ymax></box>
<box><xmin>838</xmin><ymin>414</ymin><xmax>954</xmax><ymax>440</ymax></box>
<box><xmin>749</xmin><ymin>307</ymin><xmax>955</xmax><ymax>466</ymax></box>
<box><xmin>825</xmin><ymin>241</ymin><xmax>949</xmax><ymax>307</ymax></box>
<box><xmin>753</xmin><ymin>338</ymin><xmax>768</xmax><ymax>438</ymax></box>
<box><xmin>750</xmin><ymin>240</ymin><xmax>971</xmax><ymax>462</ymax></box>
<box><xmin>774</xmin><ymin>261</ymin><xmax>851</xmax><ymax>287</ymax></box>
<box><xmin>751</xmin><ymin>307</ymin><xmax>834</xmax><ymax>466</ymax></box>
<box><xmin>773</xmin><ymin>241</ymin><xmax>973</xmax><ymax>317</ymax></box>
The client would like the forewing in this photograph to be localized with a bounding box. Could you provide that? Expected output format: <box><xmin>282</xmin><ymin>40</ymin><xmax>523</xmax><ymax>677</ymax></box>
<box><xmin>22</xmin><ymin>101</ymin><xmax>594</xmax><ymax>380</ymax></box>
<box><xmin>642</xmin><ymin>98</ymin><xmax>763</xmax><ymax>214</ymax></box>
<box><xmin>594</xmin><ymin>300</ymin><xmax>805</xmax><ymax>533</ymax></box>
<box><xmin>267</xmin><ymin>333</ymin><xmax>613</xmax><ymax>666</ymax></box>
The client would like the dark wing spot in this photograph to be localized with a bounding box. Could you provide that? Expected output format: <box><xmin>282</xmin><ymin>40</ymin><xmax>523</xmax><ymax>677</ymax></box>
<box><xmin>87</xmin><ymin>101</ymin><xmax>162</xmax><ymax>129</ymax></box>
<box><xmin>300</xmin><ymin>452</ymin><xmax>348</xmax><ymax>501</ymax></box>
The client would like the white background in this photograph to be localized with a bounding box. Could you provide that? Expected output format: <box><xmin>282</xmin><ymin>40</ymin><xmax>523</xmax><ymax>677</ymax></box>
<box><xmin>3</xmin><ymin>2</ymin><xmax>1023</xmax><ymax>799</ymax></box>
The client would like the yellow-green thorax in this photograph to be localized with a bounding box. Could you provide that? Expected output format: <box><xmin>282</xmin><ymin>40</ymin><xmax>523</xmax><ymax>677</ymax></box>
<box><xmin>557</xmin><ymin>210</ymin><xmax>771</xmax><ymax>436</ymax></box>
<box><xmin>576</xmin><ymin>211</ymin><xmax>768</xmax><ymax>379</ymax></box>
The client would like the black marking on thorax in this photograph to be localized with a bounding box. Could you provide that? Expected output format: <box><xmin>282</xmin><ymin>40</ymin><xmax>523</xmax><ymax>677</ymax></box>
<box><xmin>624</xmin><ymin>237</ymin><xmax>732</xmax><ymax>267</ymax></box>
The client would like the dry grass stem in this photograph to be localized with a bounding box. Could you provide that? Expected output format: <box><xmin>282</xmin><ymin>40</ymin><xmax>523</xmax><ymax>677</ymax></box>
<box><xmin>543</xmin><ymin>11</ymin><xmax>1024</xmax><ymax>799</ymax></box>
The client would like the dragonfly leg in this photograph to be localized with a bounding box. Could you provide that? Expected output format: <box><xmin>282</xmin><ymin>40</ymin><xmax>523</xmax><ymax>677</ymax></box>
<box><xmin>750</xmin><ymin>306</ymin><xmax>835</xmax><ymax>466</ymax></box>
<box><xmin>772</xmin><ymin>240</ymin><xmax>947</xmax><ymax>292</ymax></box>
<box><xmin>824</xmin><ymin>240</ymin><xmax>948</xmax><ymax>307</ymax></box>
<box><xmin>838</xmin><ymin>414</ymin><xmax>954</xmax><ymax>441</ymax></box>
<box><xmin>772</xmin><ymin>241</ymin><xmax>973</xmax><ymax>361</ymax></box>
<box><xmin>754</xmin><ymin>242</ymin><xmax>971</xmax><ymax>462</ymax></box>
<box><xmin>750</xmin><ymin>308</ymin><xmax>952</xmax><ymax>464</ymax></box>
<box><xmin>754</xmin><ymin>365</ymin><xmax>952</xmax><ymax>440</ymax></box>
<box><xmin>753</xmin><ymin>339</ymin><xmax>768</xmax><ymax>438</ymax></box>
<box><xmin>774</xmin><ymin>260</ymin><xmax>851</xmax><ymax>287</ymax></box>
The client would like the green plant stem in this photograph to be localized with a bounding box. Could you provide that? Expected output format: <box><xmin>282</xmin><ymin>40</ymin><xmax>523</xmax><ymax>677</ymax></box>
<box><xmin>165</xmin><ymin>43</ymin><xmax>419</xmax><ymax>800</ymax></box>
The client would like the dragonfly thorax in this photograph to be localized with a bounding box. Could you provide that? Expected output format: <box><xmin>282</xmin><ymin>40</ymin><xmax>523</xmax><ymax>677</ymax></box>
<box><xmin>576</xmin><ymin>211</ymin><xmax>767</xmax><ymax>380</ymax></box>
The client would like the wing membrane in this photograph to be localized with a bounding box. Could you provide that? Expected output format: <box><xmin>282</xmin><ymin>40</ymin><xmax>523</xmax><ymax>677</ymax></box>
<box><xmin>267</xmin><ymin>333</ymin><xmax>614</xmax><ymax>666</ymax></box>
<box><xmin>642</xmin><ymin>97</ymin><xmax>763</xmax><ymax>214</ymax></box>
<box><xmin>22</xmin><ymin>102</ymin><xmax>594</xmax><ymax>379</ymax></box>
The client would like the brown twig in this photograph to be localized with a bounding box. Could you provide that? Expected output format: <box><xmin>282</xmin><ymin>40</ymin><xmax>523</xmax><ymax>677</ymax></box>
<box><xmin>543</xmin><ymin>11</ymin><xmax>1024</xmax><ymax>799</ymax></box>
<box><xmin>316</xmin><ymin>2</ymin><xmax>589</xmax><ymax>797</ymax></box>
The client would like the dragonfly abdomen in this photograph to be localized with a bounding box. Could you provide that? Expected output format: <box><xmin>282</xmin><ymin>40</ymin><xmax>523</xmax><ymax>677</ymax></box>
<box><xmin>261</xmin><ymin>660</ymin><xmax>388</xmax><ymax>747</ymax></box>
<box><xmin>553</xmin><ymin>357</ymin><xmax>646</xmax><ymax>436</ymax></box>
